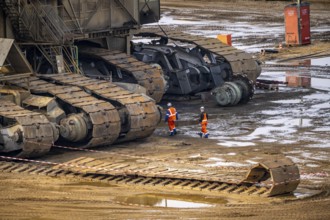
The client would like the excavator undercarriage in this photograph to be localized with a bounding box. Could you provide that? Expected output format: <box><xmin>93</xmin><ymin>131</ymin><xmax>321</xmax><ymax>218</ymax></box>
<box><xmin>0</xmin><ymin>38</ymin><xmax>161</xmax><ymax>158</ymax></box>
<box><xmin>0</xmin><ymin>0</ymin><xmax>262</xmax><ymax>158</ymax></box>
<box><xmin>133</xmin><ymin>30</ymin><xmax>261</xmax><ymax>105</ymax></box>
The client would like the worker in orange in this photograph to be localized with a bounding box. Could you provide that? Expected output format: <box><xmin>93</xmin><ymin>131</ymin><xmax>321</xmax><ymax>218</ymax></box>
<box><xmin>198</xmin><ymin>106</ymin><xmax>209</xmax><ymax>138</ymax></box>
<box><xmin>165</xmin><ymin>102</ymin><xmax>178</xmax><ymax>136</ymax></box>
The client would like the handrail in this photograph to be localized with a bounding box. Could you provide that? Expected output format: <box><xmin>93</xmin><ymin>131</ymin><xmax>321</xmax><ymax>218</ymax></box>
<box><xmin>17</xmin><ymin>0</ymin><xmax>73</xmax><ymax>43</ymax></box>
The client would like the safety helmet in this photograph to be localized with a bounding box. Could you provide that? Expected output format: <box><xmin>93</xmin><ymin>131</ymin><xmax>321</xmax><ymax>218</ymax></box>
<box><xmin>200</xmin><ymin>106</ymin><xmax>204</xmax><ymax>111</ymax></box>
<box><xmin>167</xmin><ymin>102</ymin><xmax>172</xmax><ymax>107</ymax></box>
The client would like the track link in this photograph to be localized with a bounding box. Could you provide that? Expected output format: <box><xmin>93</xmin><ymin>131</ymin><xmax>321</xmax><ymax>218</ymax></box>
<box><xmin>0</xmin><ymin>100</ymin><xmax>54</xmax><ymax>157</ymax></box>
<box><xmin>79</xmin><ymin>48</ymin><xmax>165</xmax><ymax>103</ymax></box>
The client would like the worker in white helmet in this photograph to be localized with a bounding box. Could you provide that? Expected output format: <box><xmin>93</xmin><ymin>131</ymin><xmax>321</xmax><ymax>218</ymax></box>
<box><xmin>165</xmin><ymin>102</ymin><xmax>178</xmax><ymax>136</ymax></box>
<box><xmin>198</xmin><ymin>106</ymin><xmax>209</xmax><ymax>138</ymax></box>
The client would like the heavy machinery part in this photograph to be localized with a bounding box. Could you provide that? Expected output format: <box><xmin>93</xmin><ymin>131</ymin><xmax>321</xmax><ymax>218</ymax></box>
<box><xmin>132</xmin><ymin>39</ymin><xmax>231</xmax><ymax>95</ymax></box>
<box><xmin>8</xmin><ymin>77</ymin><xmax>122</xmax><ymax>148</ymax></box>
<box><xmin>150</xmin><ymin>63</ymin><xmax>169</xmax><ymax>92</ymax></box>
<box><xmin>22</xmin><ymin>95</ymin><xmax>66</xmax><ymax>124</ymax></box>
<box><xmin>39</xmin><ymin>72</ymin><xmax>161</xmax><ymax>142</ymax></box>
<box><xmin>44</xmin><ymin>156</ymin><xmax>298</xmax><ymax>197</ymax></box>
<box><xmin>113</xmin><ymin>82</ymin><xmax>147</xmax><ymax>96</ymax></box>
<box><xmin>218</xmin><ymin>83</ymin><xmax>240</xmax><ymax>106</ymax></box>
<box><xmin>212</xmin><ymin>86</ymin><xmax>231</xmax><ymax>106</ymax></box>
<box><xmin>211</xmin><ymin>74</ymin><xmax>255</xmax><ymax>106</ymax></box>
<box><xmin>0</xmin><ymin>157</ymin><xmax>305</xmax><ymax>198</ymax></box>
<box><xmin>1</xmin><ymin>38</ymin><xmax>160</xmax><ymax>156</ymax></box>
<box><xmin>59</xmin><ymin>114</ymin><xmax>89</xmax><ymax>142</ymax></box>
<box><xmin>79</xmin><ymin>48</ymin><xmax>166</xmax><ymax>103</ymax></box>
<box><xmin>211</xmin><ymin>80</ymin><xmax>248</xmax><ymax>106</ymax></box>
<box><xmin>232</xmin><ymin>75</ymin><xmax>254</xmax><ymax>104</ymax></box>
<box><xmin>134</xmin><ymin>30</ymin><xmax>260</xmax><ymax>103</ymax></box>
<box><xmin>136</xmin><ymin>30</ymin><xmax>261</xmax><ymax>82</ymax></box>
<box><xmin>0</xmin><ymin>100</ymin><xmax>56</xmax><ymax>158</ymax></box>
<box><xmin>0</xmin><ymin>87</ymin><xmax>30</xmax><ymax>105</ymax></box>
<box><xmin>0</xmin><ymin>0</ymin><xmax>160</xmax><ymax>44</ymax></box>
<box><xmin>9</xmin><ymin>73</ymin><xmax>160</xmax><ymax>144</ymax></box>
<box><xmin>224</xmin><ymin>82</ymin><xmax>242</xmax><ymax>105</ymax></box>
<box><xmin>241</xmin><ymin>158</ymin><xmax>300</xmax><ymax>196</ymax></box>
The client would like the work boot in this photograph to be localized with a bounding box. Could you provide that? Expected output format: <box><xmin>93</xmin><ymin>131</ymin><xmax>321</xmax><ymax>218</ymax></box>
<box><xmin>169</xmin><ymin>132</ymin><xmax>174</xmax><ymax>136</ymax></box>
<box><xmin>198</xmin><ymin>132</ymin><xmax>202</xmax><ymax>138</ymax></box>
<box><xmin>173</xmin><ymin>129</ymin><xmax>177</xmax><ymax>135</ymax></box>
<box><xmin>204</xmin><ymin>133</ymin><xmax>209</xmax><ymax>138</ymax></box>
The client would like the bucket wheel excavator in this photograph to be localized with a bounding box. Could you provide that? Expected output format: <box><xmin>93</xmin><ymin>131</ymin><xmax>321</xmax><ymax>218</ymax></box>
<box><xmin>0</xmin><ymin>0</ymin><xmax>165</xmax><ymax>157</ymax></box>
<box><xmin>1</xmin><ymin>0</ymin><xmax>261</xmax><ymax>157</ymax></box>
<box><xmin>0</xmin><ymin>1</ymin><xmax>302</xmax><ymax>199</ymax></box>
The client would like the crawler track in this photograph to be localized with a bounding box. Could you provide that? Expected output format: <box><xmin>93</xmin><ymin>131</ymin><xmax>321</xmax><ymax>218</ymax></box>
<box><xmin>79</xmin><ymin>48</ymin><xmax>165</xmax><ymax>103</ymax></box>
<box><xmin>0</xmin><ymin>155</ymin><xmax>302</xmax><ymax>197</ymax></box>
<box><xmin>9</xmin><ymin>77</ymin><xmax>121</xmax><ymax>148</ymax></box>
<box><xmin>0</xmin><ymin>157</ymin><xmax>282</xmax><ymax>197</ymax></box>
<box><xmin>8</xmin><ymin>73</ymin><xmax>160</xmax><ymax>147</ymax></box>
<box><xmin>0</xmin><ymin>101</ymin><xmax>54</xmax><ymax>157</ymax></box>
<box><xmin>39</xmin><ymin>72</ymin><xmax>160</xmax><ymax>142</ymax></box>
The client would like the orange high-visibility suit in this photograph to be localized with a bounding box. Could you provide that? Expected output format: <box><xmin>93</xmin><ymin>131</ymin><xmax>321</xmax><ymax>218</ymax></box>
<box><xmin>165</xmin><ymin>107</ymin><xmax>178</xmax><ymax>136</ymax></box>
<box><xmin>199</xmin><ymin>112</ymin><xmax>208</xmax><ymax>137</ymax></box>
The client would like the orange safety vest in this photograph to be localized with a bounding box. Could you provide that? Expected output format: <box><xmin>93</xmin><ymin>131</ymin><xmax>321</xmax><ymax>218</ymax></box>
<box><xmin>167</xmin><ymin>107</ymin><xmax>177</xmax><ymax>121</ymax></box>
<box><xmin>201</xmin><ymin>113</ymin><xmax>208</xmax><ymax>123</ymax></box>
<box><xmin>201</xmin><ymin>112</ymin><xmax>208</xmax><ymax>134</ymax></box>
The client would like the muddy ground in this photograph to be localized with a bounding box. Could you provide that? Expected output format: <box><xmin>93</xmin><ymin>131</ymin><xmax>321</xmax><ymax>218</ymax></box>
<box><xmin>1</xmin><ymin>0</ymin><xmax>330</xmax><ymax>219</ymax></box>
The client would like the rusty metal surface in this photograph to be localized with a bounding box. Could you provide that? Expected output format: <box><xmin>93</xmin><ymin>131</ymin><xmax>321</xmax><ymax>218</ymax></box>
<box><xmin>79</xmin><ymin>48</ymin><xmax>165</xmax><ymax>103</ymax></box>
<box><xmin>0</xmin><ymin>100</ymin><xmax>54</xmax><ymax>158</ymax></box>
<box><xmin>39</xmin><ymin>72</ymin><xmax>160</xmax><ymax>142</ymax></box>
<box><xmin>241</xmin><ymin>158</ymin><xmax>300</xmax><ymax>197</ymax></box>
<box><xmin>135</xmin><ymin>30</ymin><xmax>261</xmax><ymax>82</ymax></box>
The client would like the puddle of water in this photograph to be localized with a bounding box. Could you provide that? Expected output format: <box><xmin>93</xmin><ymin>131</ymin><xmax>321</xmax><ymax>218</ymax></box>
<box><xmin>227</xmin><ymin>152</ymin><xmax>237</xmax><ymax>156</ymax></box>
<box><xmin>245</xmin><ymin>160</ymin><xmax>259</xmax><ymax>165</ymax></box>
<box><xmin>292</xmin><ymin>191</ymin><xmax>321</xmax><ymax>199</ymax></box>
<box><xmin>115</xmin><ymin>194</ymin><xmax>223</xmax><ymax>208</ymax></box>
<box><xmin>271</xmin><ymin>99</ymin><xmax>302</xmax><ymax>104</ymax></box>
<box><xmin>310</xmin><ymin>57</ymin><xmax>330</xmax><ymax>66</ymax></box>
<box><xmin>260</xmin><ymin>70</ymin><xmax>330</xmax><ymax>91</ymax></box>
<box><xmin>218</xmin><ymin>141</ymin><xmax>255</xmax><ymax>147</ymax></box>
<box><xmin>306</xmin><ymin>164</ymin><xmax>320</xmax><ymax>168</ymax></box>
<box><xmin>144</xmin><ymin>13</ymin><xmax>284</xmax><ymax>52</ymax></box>
<box><xmin>265</xmin><ymin>117</ymin><xmax>312</xmax><ymax>127</ymax></box>
<box><xmin>304</xmin><ymin>93</ymin><xmax>330</xmax><ymax>101</ymax></box>
<box><xmin>204</xmin><ymin>157</ymin><xmax>247</xmax><ymax>167</ymax></box>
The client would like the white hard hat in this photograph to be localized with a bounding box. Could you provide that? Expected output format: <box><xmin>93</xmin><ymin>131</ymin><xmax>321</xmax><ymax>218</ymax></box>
<box><xmin>167</xmin><ymin>102</ymin><xmax>172</xmax><ymax>107</ymax></box>
<box><xmin>200</xmin><ymin>106</ymin><xmax>204</xmax><ymax>111</ymax></box>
